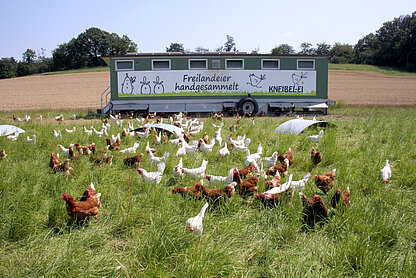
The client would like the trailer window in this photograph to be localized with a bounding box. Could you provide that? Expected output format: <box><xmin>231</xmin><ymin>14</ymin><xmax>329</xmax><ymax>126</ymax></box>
<box><xmin>189</xmin><ymin>59</ymin><xmax>207</xmax><ymax>69</ymax></box>
<box><xmin>152</xmin><ymin>60</ymin><xmax>171</xmax><ymax>70</ymax></box>
<box><xmin>226</xmin><ymin>59</ymin><xmax>244</xmax><ymax>69</ymax></box>
<box><xmin>115</xmin><ymin>60</ymin><xmax>133</xmax><ymax>71</ymax></box>
<box><xmin>262</xmin><ymin>59</ymin><xmax>280</xmax><ymax>69</ymax></box>
<box><xmin>297</xmin><ymin>60</ymin><xmax>315</xmax><ymax>70</ymax></box>
<box><xmin>212</xmin><ymin>60</ymin><xmax>221</xmax><ymax>69</ymax></box>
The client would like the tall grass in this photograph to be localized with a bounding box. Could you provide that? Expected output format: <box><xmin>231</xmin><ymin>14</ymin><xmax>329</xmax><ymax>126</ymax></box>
<box><xmin>0</xmin><ymin>107</ymin><xmax>415</xmax><ymax>277</ymax></box>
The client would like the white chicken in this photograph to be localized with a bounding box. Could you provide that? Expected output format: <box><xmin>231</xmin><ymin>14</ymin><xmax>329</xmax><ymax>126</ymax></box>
<box><xmin>112</xmin><ymin>133</ymin><xmax>121</xmax><ymax>143</ymax></box>
<box><xmin>26</xmin><ymin>135</ymin><xmax>36</xmax><ymax>144</ymax></box>
<box><xmin>261</xmin><ymin>151</ymin><xmax>278</xmax><ymax>168</ymax></box>
<box><xmin>65</xmin><ymin>127</ymin><xmax>76</xmax><ymax>133</ymax></box>
<box><xmin>57</xmin><ymin>144</ymin><xmax>74</xmax><ymax>157</ymax></box>
<box><xmin>146</xmin><ymin>149</ymin><xmax>170</xmax><ymax>165</ymax></box>
<box><xmin>55</xmin><ymin>114</ymin><xmax>64</xmax><ymax>121</ymax></box>
<box><xmin>145</xmin><ymin>141</ymin><xmax>157</xmax><ymax>153</ymax></box>
<box><xmin>218</xmin><ymin>143</ymin><xmax>230</xmax><ymax>157</ymax></box>
<box><xmin>137</xmin><ymin>126</ymin><xmax>150</xmax><ymax>139</ymax></box>
<box><xmin>179</xmin><ymin>160</ymin><xmax>209</xmax><ymax>177</ymax></box>
<box><xmin>36</xmin><ymin>115</ymin><xmax>43</xmax><ymax>121</ymax></box>
<box><xmin>120</xmin><ymin>142</ymin><xmax>140</xmax><ymax>154</ymax></box>
<box><xmin>24</xmin><ymin>115</ymin><xmax>31</xmax><ymax>121</ymax></box>
<box><xmin>173</xmin><ymin>158</ymin><xmax>184</xmax><ymax>177</ymax></box>
<box><xmin>186</xmin><ymin>202</ymin><xmax>209</xmax><ymax>234</ymax></box>
<box><xmin>154</xmin><ymin>132</ymin><xmax>162</xmax><ymax>145</ymax></box>
<box><xmin>83</xmin><ymin>125</ymin><xmax>93</xmax><ymax>135</ymax></box>
<box><xmin>214</xmin><ymin>128</ymin><xmax>223</xmax><ymax>146</ymax></box>
<box><xmin>244</xmin><ymin>144</ymin><xmax>263</xmax><ymax>166</ymax></box>
<box><xmin>380</xmin><ymin>159</ymin><xmax>392</xmax><ymax>182</ymax></box>
<box><xmin>6</xmin><ymin>132</ymin><xmax>20</xmax><ymax>141</ymax></box>
<box><xmin>308</xmin><ymin>130</ymin><xmax>324</xmax><ymax>143</ymax></box>
<box><xmin>53</xmin><ymin>129</ymin><xmax>62</xmax><ymax>138</ymax></box>
<box><xmin>198</xmin><ymin>138</ymin><xmax>215</xmax><ymax>152</ymax></box>
<box><xmin>204</xmin><ymin>174</ymin><xmax>228</xmax><ymax>185</ymax></box>
<box><xmin>136</xmin><ymin>162</ymin><xmax>166</xmax><ymax>184</ymax></box>
<box><xmin>289</xmin><ymin>172</ymin><xmax>311</xmax><ymax>192</ymax></box>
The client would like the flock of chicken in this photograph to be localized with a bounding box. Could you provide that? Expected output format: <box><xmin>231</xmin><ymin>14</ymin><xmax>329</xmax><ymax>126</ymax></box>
<box><xmin>1</xmin><ymin>112</ymin><xmax>393</xmax><ymax>231</ymax></box>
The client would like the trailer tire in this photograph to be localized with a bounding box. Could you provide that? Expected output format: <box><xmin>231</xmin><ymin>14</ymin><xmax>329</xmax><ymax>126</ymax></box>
<box><xmin>238</xmin><ymin>97</ymin><xmax>258</xmax><ymax>115</ymax></box>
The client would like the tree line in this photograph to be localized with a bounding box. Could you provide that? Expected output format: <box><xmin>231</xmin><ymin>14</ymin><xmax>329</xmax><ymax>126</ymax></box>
<box><xmin>0</xmin><ymin>11</ymin><xmax>415</xmax><ymax>79</ymax></box>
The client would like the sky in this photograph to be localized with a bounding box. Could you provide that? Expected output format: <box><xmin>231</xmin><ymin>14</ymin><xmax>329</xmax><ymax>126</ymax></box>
<box><xmin>0</xmin><ymin>0</ymin><xmax>414</xmax><ymax>60</ymax></box>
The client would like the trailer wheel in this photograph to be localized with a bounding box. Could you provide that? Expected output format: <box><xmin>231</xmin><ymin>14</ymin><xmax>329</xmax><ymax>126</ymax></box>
<box><xmin>238</xmin><ymin>97</ymin><xmax>258</xmax><ymax>115</ymax></box>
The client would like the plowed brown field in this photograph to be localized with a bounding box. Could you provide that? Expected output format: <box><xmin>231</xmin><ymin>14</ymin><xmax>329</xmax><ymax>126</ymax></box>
<box><xmin>0</xmin><ymin>70</ymin><xmax>415</xmax><ymax>111</ymax></box>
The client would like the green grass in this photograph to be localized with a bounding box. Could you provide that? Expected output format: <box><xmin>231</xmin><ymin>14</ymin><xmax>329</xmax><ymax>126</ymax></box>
<box><xmin>328</xmin><ymin>63</ymin><xmax>416</xmax><ymax>76</ymax></box>
<box><xmin>0</xmin><ymin>107</ymin><xmax>415</xmax><ymax>277</ymax></box>
<box><xmin>37</xmin><ymin>66</ymin><xmax>109</xmax><ymax>76</ymax></box>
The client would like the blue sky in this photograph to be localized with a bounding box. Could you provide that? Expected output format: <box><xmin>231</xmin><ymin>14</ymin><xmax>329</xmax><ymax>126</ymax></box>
<box><xmin>0</xmin><ymin>0</ymin><xmax>414</xmax><ymax>60</ymax></box>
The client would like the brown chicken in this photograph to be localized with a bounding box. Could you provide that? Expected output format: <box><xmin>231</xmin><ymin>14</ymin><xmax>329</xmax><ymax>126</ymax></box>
<box><xmin>236</xmin><ymin>113</ymin><xmax>242</xmax><ymax>124</ymax></box>
<box><xmin>254</xmin><ymin>186</ymin><xmax>295</xmax><ymax>206</ymax></box>
<box><xmin>213</xmin><ymin>111</ymin><xmax>223</xmax><ymax>120</ymax></box>
<box><xmin>341</xmin><ymin>187</ymin><xmax>351</xmax><ymax>208</ymax></box>
<box><xmin>53</xmin><ymin>158</ymin><xmax>73</xmax><ymax>176</ymax></box>
<box><xmin>202</xmin><ymin>132</ymin><xmax>209</xmax><ymax>144</ymax></box>
<box><xmin>233</xmin><ymin>169</ymin><xmax>259</xmax><ymax>196</ymax></box>
<box><xmin>79</xmin><ymin>183</ymin><xmax>101</xmax><ymax>207</ymax></box>
<box><xmin>278</xmin><ymin>148</ymin><xmax>294</xmax><ymax>166</ymax></box>
<box><xmin>105</xmin><ymin>137</ymin><xmax>120</xmax><ymax>151</ymax></box>
<box><xmin>61</xmin><ymin>191</ymin><xmax>100</xmax><ymax>221</ymax></box>
<box><xmin>195</xmin><ymin>181</ymin><xmax>236</xmax><ymax>202</ymax></box>
<box><xmin>183</xmin><ymin>132</ymin><xmax>191</xmax><ymax>143</ymax></box>
<box><xmin>311</xmin><ymin>146</ymin><xmax>322</xmax><ymax>165</ymax></box>
<box><xmin>330</xmin><ymin>189</ymin><xmax>341</xmax><ymax>209</ymax></box>
<box><xmin>0</xmin><ymin>149</ymin><xmax>7</xmax><ymax>159</ymax></box>
<box><xmin>124</xmin><ymin>153</ymin><xmax>143</xmax><ymax>167</ymax></box>
<box><xmin>300</xmin><ymin>193</ymin><xmax>328</xmax><ymax>227</ymax></box>
<box><xmin>314</xmin><ymin>169</ymin><xmax>336</xmax><ymax>194</ymax></box>
<box><xmin>49</xmin><ymin>151</ymin><xmax>60</xmax><ymax>170</ymax></box>
<box><xmin>237</xmin><ymin>164</ymin><xmax>255</xmax><ymax>178</ymax></box>
<box><xmin>172</xmin><ymin>183</ymin><xmax>202</xmax><ymax>199</ymax></box>
<box><xmin>126</xmin><ymin>111</ymin><xmax>134</xmax><ymax>119</ymax></box>
<box><xmin>265</xmin><ymin>158</ymin><xmax>289</xmax><ymax>177</ymax></box>
<box><xmin>74</xmin><ymin>143</ymin><xmax>91</xmax><ymax>155</ymax></box>
<box><xmin>265</xmin><ymin>172</ymin><xmax>281</xmax><ymax>190</ymax></box>
<box><xmin>88</xmin><ymin>143</ymin><xmax>108</xmax><ymax>155</ymax></box>
<box><xmin>68</xmin><ymin>146</ymin><xmax>81</xmax><ymax>160</ymax></box>
<box><xmin>91</xmin><ymin>155</ymin><xmax>113</xmax><ymax>167</ymax></box>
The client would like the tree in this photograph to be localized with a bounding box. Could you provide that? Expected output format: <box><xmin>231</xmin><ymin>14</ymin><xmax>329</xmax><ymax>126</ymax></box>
<box><xmin>329</xmin><ymin>43</ymin><xmax>354</xmax><ymax>64</ymax></box>
<box><xmin>224</xmin><ymin>35</ymin><xmax>236</xmax><ymax>52</ymax></box>
<box><xmin>166</xmin><ymin>43</ymin><xmax>185</xmax><ymax>53</ymax></box>
<box><xmin>0</xmin><ymin>58</ymin><xmax>18</xmax><ymax>79</ymax></box>
<box><xmin>315</xmin><ymin>42</ymin><xmax>331</xmax><ymax>55</ymax></box>
<box><xmin>299</xmin><ymin>42</ymin><xmax>315</xmax><ymax>55</ymax></box>
<box><xmin>51</xmin><ymin>27</ymin><xmax>138</xmax><ymax>70</ymax></box>
<box><xmin>195</xmin><ymin>46</ymin><xmax>209</xmax><ymax>52</ymax></box>
<box><xmin>22</xmin><ymin>49</ymin><xmax>36</xmax><ymax>64</ymax></box>
<box><xmin>354</xmin><ymin>33</ymin><xmax>376</xmax><ymax>64</ymax></box>
<box><xmin>271</xmin><ymin>44</ymin><xmax>295</xmax><ymax>55</ymax></box>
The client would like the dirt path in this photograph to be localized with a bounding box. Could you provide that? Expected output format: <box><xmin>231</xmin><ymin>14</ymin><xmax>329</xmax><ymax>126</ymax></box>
<box><xmin>0</xmin><ymin>70</ymin><xmax>414</xmax><ymax>111</ymax></box>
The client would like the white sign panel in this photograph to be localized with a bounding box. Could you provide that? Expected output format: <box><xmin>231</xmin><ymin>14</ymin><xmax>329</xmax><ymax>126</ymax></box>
<box><xmin>117</xmin><ymin>70</ymin><xmax>316</xmax><ymax>97</ymax></box>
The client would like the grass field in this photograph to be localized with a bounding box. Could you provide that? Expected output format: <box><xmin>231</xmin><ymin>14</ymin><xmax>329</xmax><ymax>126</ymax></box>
<box><xmin>0</xmin><ymin>107</ymin><xmax>415</xmax><ymax>277</ymax></box>
<box><xmin>328</xmin><ymin>63</ymin><xmax>416</xmax><ymax>76</ymax></box>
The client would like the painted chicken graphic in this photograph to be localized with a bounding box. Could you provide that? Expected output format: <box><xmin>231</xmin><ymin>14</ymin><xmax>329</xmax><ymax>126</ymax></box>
<box><xmin>292</xmin><ymin>72</ymin><xmax>307</xmax><ymax>86</ymax></box>
<box><xmin>121</xmin><ymin>73</ymin><xmax>136</xmax><ymax>94</ymax></box>
<box><xmin>247</xmin><ymin>73</ymin><xmax>266</xmax><ymax>88</ymax></box>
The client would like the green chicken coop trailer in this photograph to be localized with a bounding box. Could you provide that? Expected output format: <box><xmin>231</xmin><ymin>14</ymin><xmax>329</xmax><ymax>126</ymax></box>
<box><xmin>101</xmin><ymin>52</ymin><xmax>331</xmax><ymax>115</ymax></box>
